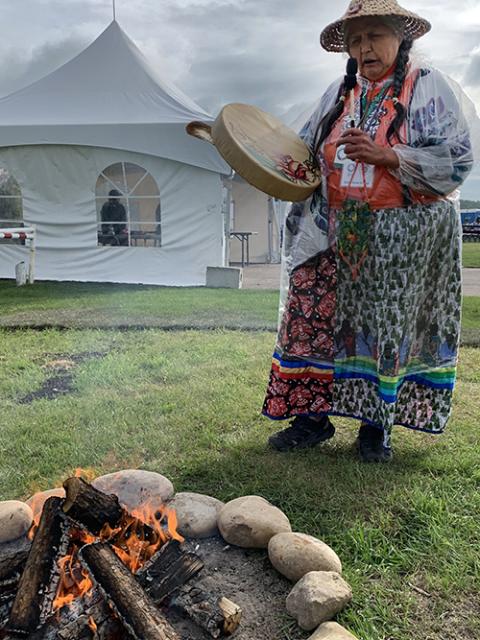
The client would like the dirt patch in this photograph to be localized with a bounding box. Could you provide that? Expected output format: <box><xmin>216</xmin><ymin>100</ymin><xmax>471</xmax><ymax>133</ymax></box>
<box><xmin>409</xmin><ymin>587</ymin><xmax>480</xmax><ymax>640</ymax></box>
<box><xmin>169</xmin><ymin>536</ymin><xmax>308</xmax><ymax>640</ymax></box>
<box><xmin>18</xmin><ymin>352</ymin><xmax>106</xmax><ymax>404</ymax></box>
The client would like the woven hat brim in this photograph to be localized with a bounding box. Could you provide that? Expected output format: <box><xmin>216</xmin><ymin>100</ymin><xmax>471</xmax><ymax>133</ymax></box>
<box><xmin>320</xmin><ymin>11</ymin><xmax>431</xmax><ymax>52</ymax></box>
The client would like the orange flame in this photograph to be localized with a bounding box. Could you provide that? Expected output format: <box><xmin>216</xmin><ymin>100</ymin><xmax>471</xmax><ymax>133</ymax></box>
<box><xmin>74</xmin><ymin>467</ymin><xmax>96</xmax><ymax>482</ymax></box>
<box><xmin>88</xmin><ymin>616</ymin><xmax>98</xmax><ymax>632</ymax></box>
<box><xmin>52</xmin><ymin>498</ymin><xmax>182</xmax><ymax>612</ymax></box>
<box><xmin>53</xmin><ymin>547</ymin><xmax>94</xmax><ymax>610</ymax></box>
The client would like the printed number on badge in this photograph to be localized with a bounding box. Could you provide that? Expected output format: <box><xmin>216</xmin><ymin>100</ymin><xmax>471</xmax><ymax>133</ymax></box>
<box><xmin>340</xmin><ymin>159</ymin><xmax>375</xmax><ymax>188</ymax></box>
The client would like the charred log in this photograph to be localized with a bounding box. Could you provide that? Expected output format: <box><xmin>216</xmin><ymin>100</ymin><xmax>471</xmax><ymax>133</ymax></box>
<box><xmin>0</xmin><ymin>538</ymin><xmax>31</xmax><ymax>582</ymax></box>
<box><xmin>62</xmin><ymin>477</ymin><xmax>124</xmax><ymax>535</ymax></box>
<box><xmin>81</xmin><ymin>542</ymin><xmax>180</xmax><ymax>640</ymax></box>
<box><xmin>171</xmin><ymin>586</ymin><xmax>242</xmax><ymax>638</ymax></box>
<box><xmin>6</xmin><ymin>497</ymin><xmax>65</xmax><ymax>635</ymax></box>
<box><xmin>0</xmin><ymin>574</ymin><xmax>20</xmax><ymax>599</ymax></box>
<box><xmin>62</xmin><ymin>477</ymin><xmax>160</xmax><ymax>548</ymax></box>
<box><xmin>137</xmin><ymin>539</ymin><xmax>204</xmax><ymax>603</ymax></box>
<box><xmin>26</xmin><ymin>592</ymin><xmax>125</xmax><ymax>640</ymax></box>
<box><xmin>137</xmin><ymin>541</ymin><xmax>241</xmax><ymax>637</ymax></box>
<box><xmin>0</xmin><ymin>574</ymin><xmax>19</xmax><ymax>624</ymax></box>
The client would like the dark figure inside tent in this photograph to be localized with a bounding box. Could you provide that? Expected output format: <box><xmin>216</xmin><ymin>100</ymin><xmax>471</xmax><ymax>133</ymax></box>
<box><xmin>99</xmin><ymin>190</ymin><xmax>128</xmax><ymax>246</ymax></box>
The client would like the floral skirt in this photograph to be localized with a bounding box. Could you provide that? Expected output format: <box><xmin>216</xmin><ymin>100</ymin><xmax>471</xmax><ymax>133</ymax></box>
<box><xmin>262</xmin><ymin>201</ymin><xmax>462</xmax><ymax>434</ymax></box>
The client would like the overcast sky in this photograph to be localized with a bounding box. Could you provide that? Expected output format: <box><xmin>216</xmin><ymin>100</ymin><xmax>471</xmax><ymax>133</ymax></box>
<box><xmin>0</xmin><ymin>0</ymin><xmax>479</xmax><ymax>198</ymax></box>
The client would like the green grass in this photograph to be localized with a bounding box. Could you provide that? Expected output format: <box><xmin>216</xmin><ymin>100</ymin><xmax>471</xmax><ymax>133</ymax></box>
<box><xmin>0</xmin><ymin>280</ymin><xmax>278</xmax><ymax>330</ymax></box>
<box><xmin>461</xmin><ymin>297</ymin><xmax>480</xmax><ymax>346</ymax></box>
<box><xmin>463</xmin><ymin>243</ymin><xmax>480</xmax><ymax>269</ymax></box>
<box><xmin>0</xmin><ymin>328</ymin><xmax>479</xmax><ymax>640</ymax></box>
<box><xmin>0</xmin><ymin>280</ymin><xmax>479</xmax><ymax>346</ymax></box>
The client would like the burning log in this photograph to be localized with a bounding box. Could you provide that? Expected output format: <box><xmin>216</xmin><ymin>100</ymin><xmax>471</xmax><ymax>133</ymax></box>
<box><xmin>6</xmin><ymin>497</ymin><xmax>66</xmax><ymax>635</ymax></box>
<box><xmin>25</xmin><ymin>592</ymin><xmax>123</xmax><ymax>640</ymax></box>
<box><xmin>62</xmin><ymin>477</ymin><xmax>124</xmax><ymax>535</ymax></box>
<box><xmin>0</xmin><ymin>538</ymin><xmax>31</xmax><ymax>582</ymax></box>
<box><xmin>2</xmin><ymin>478</ymin><xmax>241</xmax><ymax>640</ymax></box>
<box><xmin>81</xmin><ymin>542</ymin><xmax>180</xmax><ymax>640</ymax></box>
<box><xmin>62</xmin><ymin>477</ymin><xmax>169</xmax><ymax>553</ymax></box>
<box><xmin>137</xmin><ymin>539</ymin><xmax>204</xmax><ymax>603</ymax></box>
<box><xmin>171</xmin><ymin>586</ymin><xmax>242</xmax><ymax>638</ymax></box>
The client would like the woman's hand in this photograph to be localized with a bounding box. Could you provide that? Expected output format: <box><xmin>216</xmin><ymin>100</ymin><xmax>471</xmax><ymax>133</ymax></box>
<box><xmin>336</xmin><ymin>129</ymin><xmax>400</xmax><ymax>169</ymax></box>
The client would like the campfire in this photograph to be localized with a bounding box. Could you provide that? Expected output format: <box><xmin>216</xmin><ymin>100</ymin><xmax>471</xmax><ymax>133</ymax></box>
<box><xmin>0</xmin><ymin>476</ymin><xmax>242</xmax><ymax>640</ymax></box>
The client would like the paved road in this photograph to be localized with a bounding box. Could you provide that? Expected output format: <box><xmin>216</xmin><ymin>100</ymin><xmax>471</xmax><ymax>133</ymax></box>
<box><xmin>463</xmin><ymin>269</ymin><xmax>480</xmax><ymax>297</ymax></box>
<box><xmin>242</xmin><ymin>264</ymin><xmax>480</xmax><ymax>296</ymax></box>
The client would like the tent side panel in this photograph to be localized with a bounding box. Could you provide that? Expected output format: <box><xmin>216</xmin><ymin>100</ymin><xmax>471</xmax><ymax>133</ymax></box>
<box><xmin>0</xmin><ymin>146</ymin><xmax>224</xmax><ymax>285</ymax></box>
<box><xmin>0</xmin><ymin>123</ymin><xmax>230</xmax><ymax>176</ymax></box>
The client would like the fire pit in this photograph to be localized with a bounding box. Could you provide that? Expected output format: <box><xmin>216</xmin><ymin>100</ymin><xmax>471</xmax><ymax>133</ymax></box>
<box><xmin>0</xmin><ymin>471</ymin><xmax>354</xmax><ymax>640</ymax></box>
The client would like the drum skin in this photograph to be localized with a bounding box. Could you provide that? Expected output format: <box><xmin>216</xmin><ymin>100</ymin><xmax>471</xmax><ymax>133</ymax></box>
<box><xmin>188</xmin><ymin>103</ymin><xmax>321</xmax><ymax>202</ymax></box>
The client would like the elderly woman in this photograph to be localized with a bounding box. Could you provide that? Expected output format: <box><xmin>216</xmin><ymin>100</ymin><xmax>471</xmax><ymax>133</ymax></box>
<box><xmin>263</xmin><ymin>0</ymin><xmax>478</xmax><ymax>461</ymax></box>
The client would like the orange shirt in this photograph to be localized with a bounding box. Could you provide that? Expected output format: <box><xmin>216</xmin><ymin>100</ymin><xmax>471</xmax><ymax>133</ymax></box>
<box><xmin>323</xmin><ymin>67</ymin><xmax>440</xmax><ymax>210</ymax></box>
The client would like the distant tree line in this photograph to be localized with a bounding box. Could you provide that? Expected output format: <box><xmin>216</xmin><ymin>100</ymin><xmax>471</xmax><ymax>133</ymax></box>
<box><xmin>0</xmin><ymin>175</ymin><xmax>22</xmax><ymax>221</ymax></box>
<box><xmin>460</xmin><ymin>199</ymin><xmax>480</xmax><ymax>210</ymax></box>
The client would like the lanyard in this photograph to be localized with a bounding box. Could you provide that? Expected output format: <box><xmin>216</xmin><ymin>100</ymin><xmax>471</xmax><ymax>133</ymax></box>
<box><xmin>358</xmin><ymin>82</ymin><xmax>392</xmax><ymax>132</ymax></box>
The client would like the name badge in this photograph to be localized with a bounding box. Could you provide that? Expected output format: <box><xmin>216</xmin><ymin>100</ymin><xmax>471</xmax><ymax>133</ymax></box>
<box><xmin>340</xmin><ymin>159</ymin><xmax>375</xmax><ymax>189</ymax></box>
<box><xmin>334</xmin><ymin>144</ymin><xmax>348</xmax><ymax>168</ymax></box>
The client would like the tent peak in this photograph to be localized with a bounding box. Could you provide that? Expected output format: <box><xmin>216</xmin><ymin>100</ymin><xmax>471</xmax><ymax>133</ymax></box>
<box><xmin>0</xmin><ymin>18</ymin><xmax>212</xmax><ymax>125</ymax></box>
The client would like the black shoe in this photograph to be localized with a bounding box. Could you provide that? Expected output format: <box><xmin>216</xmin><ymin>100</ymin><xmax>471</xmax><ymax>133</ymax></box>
<box><xmin>357</xmin><ymin>423</ymin><xmax>393</xmax><ymax>463</ymax></box>
<box><xmin>268</xmin><ymin>415</ymin><xmax>335</xmax><ymax>452</ymax></box>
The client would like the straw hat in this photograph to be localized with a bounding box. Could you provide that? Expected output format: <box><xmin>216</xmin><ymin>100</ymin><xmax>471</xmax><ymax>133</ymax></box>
<box><xmin>320</xmin><ymin>0</ymin><xmax>431</xmax><ymax>52</ymax></box>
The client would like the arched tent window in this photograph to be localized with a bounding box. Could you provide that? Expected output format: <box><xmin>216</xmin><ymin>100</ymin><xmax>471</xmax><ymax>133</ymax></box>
<box><xmin>0</xmin><ymin>169</ymin><xmax>24</xmax><ymax>245</ymax></box>
<box><xmin>96</xmin><ymin>163</ymin><xmax>161</xmax><ymax>248</ymax></box>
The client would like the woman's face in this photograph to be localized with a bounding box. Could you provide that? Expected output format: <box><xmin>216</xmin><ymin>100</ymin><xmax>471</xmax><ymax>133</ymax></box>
<box><xmin>346</xmin><ymin>18</ymin><xmax>401</xmax><ymax>81</ymax></box>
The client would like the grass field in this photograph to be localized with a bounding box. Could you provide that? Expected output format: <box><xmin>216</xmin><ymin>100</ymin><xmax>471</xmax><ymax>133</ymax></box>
<box><xmin>0</xmin><ymin>280</ymin><xmax>478</xmax><ymax>346</ymax></box>
<box><xmin>0</xmin><ymin>328</ymin><xmax>478</xmax><ymax>639</ymax></box>
<box><xmin>0</xmin><ymin>283</ymin><xmax>479</xmax><ymax>639</ymax></box>
<box><xmin>462</xmin><ymin>242</ymin><xmax>480</xmax><ymax>268</ymax></box>
<box><xmin>0</xmin><ymin>281</ymin><xmax>279</xmax><ymax>330</ymax></box>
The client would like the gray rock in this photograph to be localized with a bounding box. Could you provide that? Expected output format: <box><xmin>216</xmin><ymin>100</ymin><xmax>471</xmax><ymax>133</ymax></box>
<box><xmin>286</xmin><ymin>571</ymin><xmax>352</xmax><ymax>631</ymax></box>
<box><xmin>93</xmin><ymin>470</ymin><xmax>174</xmax><ymax>512</ymax></box>
<box><xmin>218</xmin><ymin>495</ymin><xmax>291</xmax><ymax>548</ymax></box>
<box><xmin>169</xmin><ymin>492</ymin><xmax>224</xmax><ymax>539</ymax></box>
<box><xmin>308</xmin><ymin>621</ymin><xmax>358</xmax><ymax>639</ymax></box>
<box><xmin>0</xmin><ymin>501</ymin><xmax>33</xmax><ymax>543</ymax></box>
<box><xmin>268</xmin><ymin>532</ymin><xmax>342</xmax><ymax>582</ymax></box>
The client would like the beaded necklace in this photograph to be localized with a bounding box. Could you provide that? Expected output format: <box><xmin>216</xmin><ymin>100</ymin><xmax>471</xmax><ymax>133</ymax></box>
<box><xmin>358</xmin><ymin>81</ymin><xmax>393</xmax><ymax>132</ymax></box>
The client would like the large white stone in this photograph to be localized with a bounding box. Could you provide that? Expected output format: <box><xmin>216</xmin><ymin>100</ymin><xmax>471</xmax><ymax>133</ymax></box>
<box><xmin>93</xmin><ymin>470</ymin><xmax>174</xmax><ymax>512</ymax></box>
<box><xmin>308</xmin><ymin>621</ymin><xmax>358</xmax><ymax>639</ymax></box>
<box><xmin>169</xmin><ymin>492</ymin><xmax>224</xmax><ymax>539</ymax></box>
<box><xmin>217</xmin><ymin>495</ymin><xmax>291</xmax><ymax>548</ymax></box>
<box><xmin>268</xmin><ymin>532</ymin><xmax>342</xmax><ymax>582</ymax></box>
<box><xmin>0</xmin><ymin>501</ymin><xmax>33</xmax><ymax>543</ymax></box>
<box><xmin>26</xmin><ymin>488</ymin><xmax>65</xmax><ymax>517</ymax></box>
<box><xmin>286</xmin><ymin>571</ymin><xmax>352</xmax><ymax>631</ymax></box>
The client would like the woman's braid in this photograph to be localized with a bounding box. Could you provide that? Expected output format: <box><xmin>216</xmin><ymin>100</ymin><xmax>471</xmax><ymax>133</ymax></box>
<box><xmin>313</xmin><ymin>84</ymin><xmax>348</xmax><ymax>157</ymax></box>
<box><xmin>313</xmin><ymin>38</ymin><xmax>413</xmax><ymax>155</ymax></box>
<box><xmin>387</xmin><ymin>38</ymin><xmax>413</xmax><ymax>144</ymax></box>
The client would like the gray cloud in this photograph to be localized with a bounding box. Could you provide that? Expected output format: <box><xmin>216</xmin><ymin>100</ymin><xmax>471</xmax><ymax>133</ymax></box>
<box><xmin>1</xmin><ymin>0</ymin><xmax>478</xmax><ymax>115</ymax></box>
<box><xmin>0</xmin><ymin>37</ymin><xmax>87</xmax><ymax>97</ymax></box>
<box><xmin>0</xmin><ymin>0</ymin><xmax>478</xmax><ymax>200</ymax></box>
<box><xmin>464</xmin><ymin>48</ymin><xmax>480</xmax><ymax>88</ymax></box>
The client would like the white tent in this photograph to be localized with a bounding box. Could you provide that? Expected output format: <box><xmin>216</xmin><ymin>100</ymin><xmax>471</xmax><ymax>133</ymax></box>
<box><xmin>0</xmin><ymin>21</ymin><xmax>230</xmax><ymax>285</ymax></box>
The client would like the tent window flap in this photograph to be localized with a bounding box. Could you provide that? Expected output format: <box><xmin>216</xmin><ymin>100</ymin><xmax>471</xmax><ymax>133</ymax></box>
<box><xmin>0</xmin><ymin>169</ymin><xmax>24</xmax><ymax>245</ymax></box>
<box><xmin>96</xmin><ymin>162</ymin><xmax>161</xmax><ymax>248</ymax></box>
